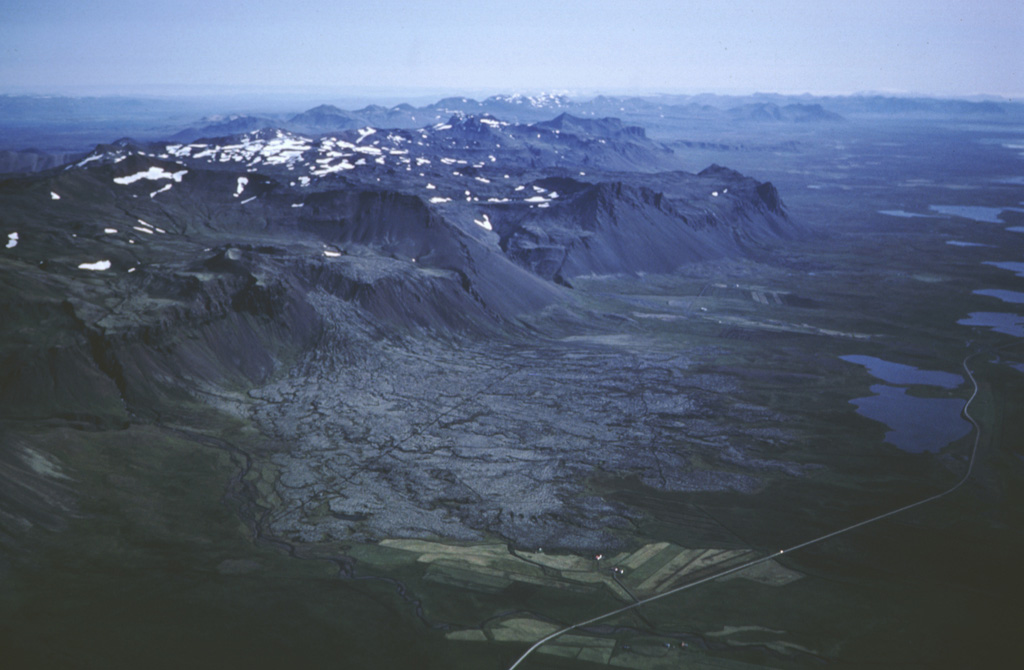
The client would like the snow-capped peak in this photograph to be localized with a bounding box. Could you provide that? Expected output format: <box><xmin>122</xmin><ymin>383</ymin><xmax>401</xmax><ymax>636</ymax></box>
<box><xmin>488</xmin><ymin>92</ymin><xmax>571</xmax><ymax>109</ymax></box>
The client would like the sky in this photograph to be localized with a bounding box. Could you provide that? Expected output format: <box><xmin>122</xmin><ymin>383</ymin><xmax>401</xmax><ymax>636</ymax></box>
<box><xmin>1</xmin><ymin>0</ymin><xmax>1022</xmax><ymax>100</ymax></box>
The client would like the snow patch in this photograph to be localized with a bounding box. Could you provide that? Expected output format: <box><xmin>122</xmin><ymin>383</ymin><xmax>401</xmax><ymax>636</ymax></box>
<box><xmin>78</xmin><ymin>260</ymin><xmax>111</xmax><ymax>271</ymax></box>
<box><xmin>50</xmin><ymin>191</ymin><xmax>60</xmax><ymax>200</ymax></box>
<box><xmin>234</xmin><ymin>176</ymin><xmax>248</xmax><ymax>197</ymax></box>
<box><xmin>104</xmin><ymin>228</ymin><xmax>118</xmax><ymax>234</ymax></box>
<box><xmin>429</xmin><ymin>197</ymin><xmax>452</xmax><ymax>204</ymax></box>
<box><xmin>113</xmin><ymin>167</ymin><xmax>187</xmax><ymax>185</ymax></box>
<box><xmin>5</xmin><ymin>232</ymin><xmax>18</xmax><ymax>249</ymax></box>
<box><xmin>473</xmin><ymin>213</ymin><xmax>492</xmax><ymax>231</ymax></box>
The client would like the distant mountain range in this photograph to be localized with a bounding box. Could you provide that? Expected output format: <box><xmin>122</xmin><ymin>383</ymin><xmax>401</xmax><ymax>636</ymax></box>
<box><xmin>169</xmin><ymin>95</ymin><xmax>852</xmax><ymax>142</ymax></box>
<box><xmin>4</xmin><ymin>91</ymin><xmax>1019</xmax><ymax>157</ymax></box>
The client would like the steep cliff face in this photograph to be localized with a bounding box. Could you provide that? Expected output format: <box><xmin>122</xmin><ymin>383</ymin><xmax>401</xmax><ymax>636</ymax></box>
<box><xmin>498</xmin><ymin>169</ymin><xmax>796</xmax><ymax>281</ymax></box>
<box><xmin>0</xmin><ymin>247</ymin><xmax>321</xmax><ymax>425</ymax></box>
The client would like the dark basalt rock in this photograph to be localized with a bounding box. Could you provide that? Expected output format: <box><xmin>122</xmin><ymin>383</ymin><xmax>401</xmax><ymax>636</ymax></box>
<box><xmin>0</xmin><ymin>109</ymin><xmax>797</xmax><ymax>429</ymax></box>
<box><xmin>756</xmin><ymin>181</ymin><xmax>785</xmax><ymax>215</ymax></box>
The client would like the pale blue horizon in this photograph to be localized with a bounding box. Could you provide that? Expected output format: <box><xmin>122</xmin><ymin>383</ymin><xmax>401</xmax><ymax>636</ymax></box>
<box><xmin>2</xmin><ymin>0</ymin><xmax>1022</xmax><ymax>99</ymax></box>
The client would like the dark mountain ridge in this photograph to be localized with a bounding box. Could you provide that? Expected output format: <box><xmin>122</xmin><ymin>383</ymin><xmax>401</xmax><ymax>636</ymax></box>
<box><xmin>0</xmin><ymin>110</ymin><xmax>795</xmax><ymax>437</ymax></box>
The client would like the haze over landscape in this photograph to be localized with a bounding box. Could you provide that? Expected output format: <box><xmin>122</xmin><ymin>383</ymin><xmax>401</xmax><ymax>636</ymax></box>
<box><xmin>2</xmin><ymin>3</ymin><xmax>1024</xmax><ymax>670</ymax></box>
<box><xmin>2</xmin><ymin>0</ymin><xmax>1022</xmax><ymax>99</ymax></box>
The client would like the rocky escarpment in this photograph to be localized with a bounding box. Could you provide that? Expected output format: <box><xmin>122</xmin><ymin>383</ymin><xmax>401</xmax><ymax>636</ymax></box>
<box><xmin>0</xmin><ymin>245</ymin><xmax>321</xmax><ymax>425</ymax></box>
<box><xmin>295</xmin><ymin>188</ymin><xmax>564</xmax><ymax>322</ymax></box>
<box><xmin>498</xmin><ymin>168</ymin><xmax>796</xmax><ymax>282</ymax></box>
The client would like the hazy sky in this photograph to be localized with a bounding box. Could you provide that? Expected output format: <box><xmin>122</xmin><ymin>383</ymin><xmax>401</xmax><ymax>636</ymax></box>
<box><xmin>2</xmin><ymin>0</ymin><xmax>1022</xmax><ymax>99</ymax></box>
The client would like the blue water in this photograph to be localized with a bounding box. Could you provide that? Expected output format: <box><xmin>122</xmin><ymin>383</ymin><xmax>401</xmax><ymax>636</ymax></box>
<box><xmin>850</xmin><ymin>385</ymin><xmax>972</xmax><ymax>453</ymax></box>
<box><xmin>878</xmin><ymin>210</ymin><xmax>941</xmax><ymax>219</ymax></box>
<box><xmin>974</xmin><ymin>289</ymin><xmax>1024</xmax><ymax>304</ymax></box>
<box><xmin>840</xmin><ymin>355</ymin><xmax>963</xmax><ymax>389</ymax></box>
<box><xmin>958</xmin><ymin>312</ymin><xmax>1024</xmax><ymax>337</ymax></box>
<box><xmin>930</xmin><ymin>205</ymin><xmax>1024</xmax><ymax>223</ymax></box>
<box><xmin>984</xmin><ymin>261</ymin><xmax>1024</xmax><ymax>278</ymax></box>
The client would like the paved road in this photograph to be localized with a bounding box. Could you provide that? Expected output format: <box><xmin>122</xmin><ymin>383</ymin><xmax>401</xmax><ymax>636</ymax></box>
<box><xmin>507</xmin><ymin>351</ymin><xmax>984</xmax><ymax>669</ymax></box>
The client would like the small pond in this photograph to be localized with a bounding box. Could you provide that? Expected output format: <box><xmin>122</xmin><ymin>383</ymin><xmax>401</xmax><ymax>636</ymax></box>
<box><xmin>945</xmin><ymin>240</ymin><xmax>990</xmax><ymax>247</ymax></box>
<box><xmin>878</xmin><ymin>210</ymin><xmax>941</xmax><ymax>219</ymax></box>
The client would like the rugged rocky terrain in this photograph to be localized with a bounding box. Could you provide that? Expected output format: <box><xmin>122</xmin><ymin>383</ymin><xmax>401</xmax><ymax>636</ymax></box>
<box><xmin>0</xmin><ymin>108</ymin><xmax>797</xmax><ymax>553</ymax></box>
<box><xmin>4</xmin><ymin>92</ymin><xmax>1024</xmax><ymax>669</ymax></box>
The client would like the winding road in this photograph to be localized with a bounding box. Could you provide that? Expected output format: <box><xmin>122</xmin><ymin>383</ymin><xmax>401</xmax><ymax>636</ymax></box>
<box><xmin>507</xmin><ymin>351</ymin><xmax>985</xmax><ymax>669</ymax></box>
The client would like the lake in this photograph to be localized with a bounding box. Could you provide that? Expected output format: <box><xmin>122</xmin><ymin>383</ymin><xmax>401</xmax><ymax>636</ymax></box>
<box><xmin>930</xmin><ymin>205</ymin><xmax>1024</xmax><ymax>223</ymax></box>
<box><xmin>973</xmin><ymin>289</ymin><xmax>1024</xmax><ymax>304</ymax></box>
<box><xmin>850</xmin><ymin>385</ymin><xmax>972</xmax><ymax>453</ymax></box>
<box><xmin>840</xmin><ymin>354</ymin><xmax>963</xmax><ymax>389</ymax></box>
<box><xmin>984</xmin><ymin>261</ymin><xmax>1024</xmax><ymax>278</ymax></box>
<box><xmin>958</xmin><ymin>312</ymin><xmax>1024</xmax><ymax>337</ymax></box>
